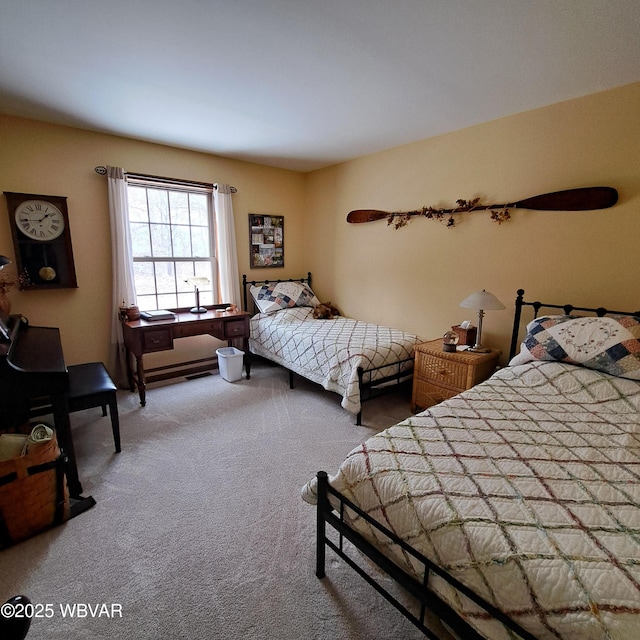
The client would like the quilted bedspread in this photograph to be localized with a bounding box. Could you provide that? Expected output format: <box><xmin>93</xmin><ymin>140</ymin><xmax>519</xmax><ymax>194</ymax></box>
<box><xmin>249</xmin><ymin>307</ymin><xmax>419</xmax><ymax>414</ymax></box>
<box><xmin>316</xmin><ymin>361</ymin><xmax>640</xmax><ymax>639</ymax></box>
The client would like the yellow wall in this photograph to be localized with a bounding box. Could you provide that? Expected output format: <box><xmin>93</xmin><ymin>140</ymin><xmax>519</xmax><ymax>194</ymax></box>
<box><xmin>0</xmin><ymin>116</ymin><xmax>306</xmax><ymax>367</ymax></box>
<box><xmin>304</xmin><ymin>81</ymin><xmax>640</xmax><ymax>361</ymax></box>
<box><xmin>1</xmin><ymin>81</ymin><xmax>638</xmax><ymax>373</ymax></box>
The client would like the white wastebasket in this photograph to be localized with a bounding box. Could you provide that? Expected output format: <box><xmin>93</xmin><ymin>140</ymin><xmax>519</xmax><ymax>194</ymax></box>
<box><xmin>216</xmin><ymin>347</ymin><xmax>245</xmax><ymax>382</ymax></box>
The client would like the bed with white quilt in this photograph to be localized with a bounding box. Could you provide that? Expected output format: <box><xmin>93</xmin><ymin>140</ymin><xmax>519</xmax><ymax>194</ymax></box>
<box><xmin>304</xmin><ymin>290</ymin><xmax>640</xmax><ymax>639</ymax></box>
<box><xmin>242</xmin><ymin>273</ymin><xmax>421</xmax><ymax>424</ymax></box>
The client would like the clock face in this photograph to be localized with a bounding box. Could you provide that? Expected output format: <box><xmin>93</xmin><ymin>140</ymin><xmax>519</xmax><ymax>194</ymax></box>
<box><xmin>3</xmin><ymin>191</ymin><xmax>78</xmax><ymax>289</ymax></box>
<box><xmin>15</xmin><ymin>200</ymin><xmax>65</xmax><ymax>241</ymax></box>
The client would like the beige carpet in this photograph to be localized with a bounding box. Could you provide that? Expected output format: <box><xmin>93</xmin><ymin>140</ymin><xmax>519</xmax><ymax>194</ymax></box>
<box><xmin>0</xmin><ymin>362</ymin><xmax>448</xmax><ymax>639</ymax></box>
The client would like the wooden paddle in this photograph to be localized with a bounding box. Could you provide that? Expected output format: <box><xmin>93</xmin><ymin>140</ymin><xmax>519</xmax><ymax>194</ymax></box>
<box><xmin>346</xmin><ymin>186</ymin><xmax>618</xmax><ymax>223</ymax></box>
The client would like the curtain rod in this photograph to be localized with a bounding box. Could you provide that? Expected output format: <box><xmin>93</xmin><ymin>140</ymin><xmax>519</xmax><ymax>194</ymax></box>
<box><xmin>94</xmin><ymin>166</ymin><xmax>237</xmax><ymax>193</ymax></box>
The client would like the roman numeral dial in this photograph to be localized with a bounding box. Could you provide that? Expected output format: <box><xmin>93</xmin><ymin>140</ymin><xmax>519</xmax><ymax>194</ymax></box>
<box><xmin>4</xmin><ymin>191</ymin><xmax>78</xmax><ymax>289</ymax></box>
<box><xmin>15</xmin><ymin>200</ymin><xmax>65</xmax><ymax>241</ymax></box>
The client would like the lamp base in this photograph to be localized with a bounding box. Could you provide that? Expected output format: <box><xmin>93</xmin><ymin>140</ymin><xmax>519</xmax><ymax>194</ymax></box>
<box><xmin>190</xmin><ymin>306</ymin><xmax>207</xmax><ymax>314</ymax></box>
<box><xmin>468</xmin><ymin>345</ymin><xmax>491</xmax><ymax>353</ymax></box>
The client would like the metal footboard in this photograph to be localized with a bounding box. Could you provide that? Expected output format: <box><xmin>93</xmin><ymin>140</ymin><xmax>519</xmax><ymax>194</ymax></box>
<box><xmin>355</xmin><ymin>356</ymin><xmax>414</xmax><ymax>425</ymax></box>
<box><xmin>284</xmin><ymin>356</ymin><xmax>413</xmax><ymax>426</ymax></box>
<box><xmin>315</xmin><ymin>471</ymin><xmax>537</xmax><ymax>640</ymax></box>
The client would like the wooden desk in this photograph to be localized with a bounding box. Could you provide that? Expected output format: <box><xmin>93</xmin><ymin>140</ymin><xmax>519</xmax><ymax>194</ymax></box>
<box><xmin>121</xmin><ymin>307</ymin><xmax>251</xmax><ymax>406</ymax></box>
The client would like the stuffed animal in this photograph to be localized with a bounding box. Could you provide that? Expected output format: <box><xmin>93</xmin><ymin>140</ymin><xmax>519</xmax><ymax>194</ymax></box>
<box><xmin>313</xmin><ymin>301</ymin><xmax>341</xmax><ymax>319</ymax></box>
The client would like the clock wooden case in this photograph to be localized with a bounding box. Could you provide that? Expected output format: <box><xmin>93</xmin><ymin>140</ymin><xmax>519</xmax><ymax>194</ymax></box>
<box><xmin>4</xmin><ymin>192</ymin><xmax>78</xmax><ymax>289</ymax></box>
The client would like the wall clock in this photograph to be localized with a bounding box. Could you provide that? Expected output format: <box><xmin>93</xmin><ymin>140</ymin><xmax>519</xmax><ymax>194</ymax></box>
<box><xmin>4</xmin><ymin>192</ymin><xmax>78</xmax><ymax>289</ymax></box>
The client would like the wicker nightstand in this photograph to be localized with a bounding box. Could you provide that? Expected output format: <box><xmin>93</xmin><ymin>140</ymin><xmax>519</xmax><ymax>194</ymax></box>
<box><xmin>411</xmin><ymin>339</ymin><xmax>499</xmax><ymax>412</ymax></box>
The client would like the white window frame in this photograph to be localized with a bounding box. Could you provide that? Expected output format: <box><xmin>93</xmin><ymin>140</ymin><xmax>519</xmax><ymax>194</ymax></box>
<box><xmin>126</xmin><ymin>174</ymin><xmax>217</xmax><ymax>311</ymax></box>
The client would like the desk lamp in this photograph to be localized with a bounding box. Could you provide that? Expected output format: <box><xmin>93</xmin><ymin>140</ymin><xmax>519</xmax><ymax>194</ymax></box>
<box><xmin>186</xmin><ymin>277</ymin><xmax>209</xmax><ymax>314</ymax></box>
<box><xmin>459</xmin><ymin>289</ymin><xmax>504</xmax><ymax>352</ymax></box>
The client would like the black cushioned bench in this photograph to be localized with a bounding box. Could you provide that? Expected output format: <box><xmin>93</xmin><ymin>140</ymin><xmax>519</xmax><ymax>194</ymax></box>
<box><xmin>30</xmin><ymin>362</ymin><xmax>121</xmax><ymax>453</ymax></box>
<box><xmin>67</xmin><ymin>362</ymin><xmax>121</xmax><ymax>453</ymax></box>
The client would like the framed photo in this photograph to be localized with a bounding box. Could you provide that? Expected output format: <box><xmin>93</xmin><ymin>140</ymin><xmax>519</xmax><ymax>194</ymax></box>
<box><xmin>248</xmin><ymin>214</ymin><xmax>284</xmax><ymax>268</ymax></box>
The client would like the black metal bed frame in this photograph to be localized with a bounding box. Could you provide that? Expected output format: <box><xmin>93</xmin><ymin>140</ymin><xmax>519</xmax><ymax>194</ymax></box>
<box><xmin>317</xmin><ymin>289</ymin><xmax>640</xmax><ymax>640</ymax></box>
<box><xmin>241</xmin><ymin>272</ymin><xmax>414</xmax><ymax>425</ymax></box>
<box><xmin>315</xmin><ymin>472</ymin><xmax>537</xmax><ymax>640</ymax></box>
<box><xmin>508</xmin><ymin>288</ymin><xmax>640</xmax><ymax>360</ymax></box>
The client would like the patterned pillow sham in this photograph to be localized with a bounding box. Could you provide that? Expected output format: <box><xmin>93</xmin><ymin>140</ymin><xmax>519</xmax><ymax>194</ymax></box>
<box><xmin>509</xmin><ymin>314</ymin><xmax>640</xmax><ymax>379</ymax></box>
<box><xmin>250</xmin><ymin>281</ymin><xmax>320</xmax><ymax>314</ymax></box>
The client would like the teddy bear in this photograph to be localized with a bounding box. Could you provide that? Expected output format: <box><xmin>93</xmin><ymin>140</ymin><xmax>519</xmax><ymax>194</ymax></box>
<box><xmin>312</xmin><ymin>301</ymin><xmax>341</xmax><ymax>319</ymax></box>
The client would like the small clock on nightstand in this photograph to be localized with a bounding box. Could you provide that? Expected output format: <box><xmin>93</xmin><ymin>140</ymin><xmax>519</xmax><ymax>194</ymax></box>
<box><xmin>4</xmin><ymin>192</ymin><xmax>78</xmax><ymax>289</ymax></box>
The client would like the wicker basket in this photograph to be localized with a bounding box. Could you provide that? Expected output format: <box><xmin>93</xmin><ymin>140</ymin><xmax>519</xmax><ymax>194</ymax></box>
<box><xmin>0</xmin><ymin>427</ymin><xmax>69</xmax><ymax>548</ymax></box>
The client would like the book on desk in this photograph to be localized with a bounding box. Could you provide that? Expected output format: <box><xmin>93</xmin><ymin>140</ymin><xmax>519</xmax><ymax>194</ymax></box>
<box><xmin>140</xmin><ymin>310</ymin><xmax>176</xmax><ymax>321</ymax></box>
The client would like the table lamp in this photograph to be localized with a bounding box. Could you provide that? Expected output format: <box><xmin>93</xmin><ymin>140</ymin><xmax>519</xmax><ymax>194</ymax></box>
<box><xmin>186</xmin><ymin>277</ymin><xmax>209</xmax><ymax>314</ymax></box>
<box><xmin>459</xmin><ymin>289</ymin><xmax>504</xmax><ymax>353</ymax></box>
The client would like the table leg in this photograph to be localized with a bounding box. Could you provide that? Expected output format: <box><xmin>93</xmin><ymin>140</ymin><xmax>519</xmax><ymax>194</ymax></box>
<box><xmin>124</xmin><ymin>345</ymin><xmax>135</xmax><ymax>392</ymax></box>
<box><xmin>135</xmin><ymin>355</ymin><xmax>146</xmax><ymax>406</ymax></box>
<box><xmin>51</xmin><ymin>395</ymin><xmax>83</xmax><ymax>499</ymax></box>
<box><xmin>244</xmin><ymin>337</ymin><xmax>251</xmax><ymax>379</ymax></box>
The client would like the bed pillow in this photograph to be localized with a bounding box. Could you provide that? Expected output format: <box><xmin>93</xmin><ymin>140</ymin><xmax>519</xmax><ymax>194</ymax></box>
<box><xmin>509</xmin><ymin>314</ymin><xmax>640</xmax><ymax>379</ymax></box>
<box><xmin>250</xmin><ymin>281</ymin><xmax>320</xmax><ymax>314</ymax></box>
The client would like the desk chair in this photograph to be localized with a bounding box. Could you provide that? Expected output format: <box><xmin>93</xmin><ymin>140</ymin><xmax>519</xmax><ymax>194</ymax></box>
<box><xmin>30</xmin><ymin>362</ymin><xmax>121</xmax><ymax>453</ymax></box>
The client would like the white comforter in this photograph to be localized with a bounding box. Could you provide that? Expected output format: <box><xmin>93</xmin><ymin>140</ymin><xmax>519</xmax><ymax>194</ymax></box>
<box><xmin>249</xmin><ymin>306</ymin><xmax>420</xmax><ymax>414</ymax></box>
<box><xmin>306</xmin><ymin>361</ymin><xmax>640</xmax><ymax>639</ymax></box>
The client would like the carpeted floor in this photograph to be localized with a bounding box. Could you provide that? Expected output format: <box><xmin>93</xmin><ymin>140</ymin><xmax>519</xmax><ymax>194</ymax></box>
<box><xmin>0</xmin><ymin>362</ymin><xmax>449</xmax><ymax>639</ymax></box>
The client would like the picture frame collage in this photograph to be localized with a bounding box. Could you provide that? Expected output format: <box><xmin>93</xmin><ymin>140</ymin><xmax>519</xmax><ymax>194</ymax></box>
<box><xmin>249</xmin><ymin>214</ymin><xmax>284</xmax><ymax>268</ymax></box>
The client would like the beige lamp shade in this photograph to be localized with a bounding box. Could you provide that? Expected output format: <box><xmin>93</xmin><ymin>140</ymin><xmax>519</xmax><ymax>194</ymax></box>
<box><xmin>459</xmin><ymin>289</ymin><xmax>505</xmax><ymax>311</ymax></box>
<box><xmin>458</xmin><ymin>289</ymin><xmax>504</xmax><ymax>352</ymax></box>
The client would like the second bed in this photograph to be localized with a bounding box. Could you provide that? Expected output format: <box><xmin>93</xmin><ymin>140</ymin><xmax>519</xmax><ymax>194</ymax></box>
<box><xmin>242</xmin><ymin>273</ymin><xmax>420</xmax><ymax>424</ymax></box>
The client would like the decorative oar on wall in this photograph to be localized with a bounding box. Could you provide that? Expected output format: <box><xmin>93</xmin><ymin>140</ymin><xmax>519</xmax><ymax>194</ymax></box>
<box><xmin>346</xmin><ymin>186</ymin><xmax>618</xmax><ymax>229</ymax></box>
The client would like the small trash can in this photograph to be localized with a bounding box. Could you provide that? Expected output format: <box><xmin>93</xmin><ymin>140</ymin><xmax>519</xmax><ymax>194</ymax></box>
<box><xmin>216</xmin><ymin>347</ymin><xmax>245</xmax><ymax>382</ymax></box>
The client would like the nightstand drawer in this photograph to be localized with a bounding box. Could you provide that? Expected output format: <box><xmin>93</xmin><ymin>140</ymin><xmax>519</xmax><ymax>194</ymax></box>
<box><xmin>411</xmin><ymin>339</ymin><xmax>500</xmax><ymax>414</ymax></box>
<box><xmin>415</xmin><ymin>350</ymin><xmax>470</xmax><ymax>388</ymax></box>
<box><xmin>142</xmin><ymin>329</ymin><xmax>173</xmax><ymax>352</ymax></box>
<box><xmin>412</xmin><ymin>378</ymin><xmax>458</xmax><ymax>412</ymax></box>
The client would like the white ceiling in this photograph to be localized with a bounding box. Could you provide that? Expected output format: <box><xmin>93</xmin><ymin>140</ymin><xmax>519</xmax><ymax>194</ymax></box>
<box><xmin>1</xmin><ymin>1</ymin><xmax>639</xmax><ymax>172</ymax></box>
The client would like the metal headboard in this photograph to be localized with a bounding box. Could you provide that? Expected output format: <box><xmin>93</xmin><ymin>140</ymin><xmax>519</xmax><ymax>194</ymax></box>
<box><xmin>242</xmin><ymin>272</ymin><xmax>312</xmax><ymax>314</ymax></box>
<box><xmin>509</xmin><ymin>288</ymin><xmax>640</xmax><ymax>360</ymax></box>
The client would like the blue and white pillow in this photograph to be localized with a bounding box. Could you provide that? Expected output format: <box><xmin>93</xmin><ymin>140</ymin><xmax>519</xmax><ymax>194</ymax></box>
<box><xmin>510</xmin><ymin>314</ymin><xmax>640</xmax><ymax>380</ymax></box>
<box><xmin>250</xmin><ymin>281</ymin><xmax>320</xmax><ymax>314</ymax></box>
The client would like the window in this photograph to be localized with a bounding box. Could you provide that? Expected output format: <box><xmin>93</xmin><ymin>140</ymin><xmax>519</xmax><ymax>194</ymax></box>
<box><xmin>126</xmin><ymin>176</ymin><xmax>216</xmax><ymax>311</ymax></box>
